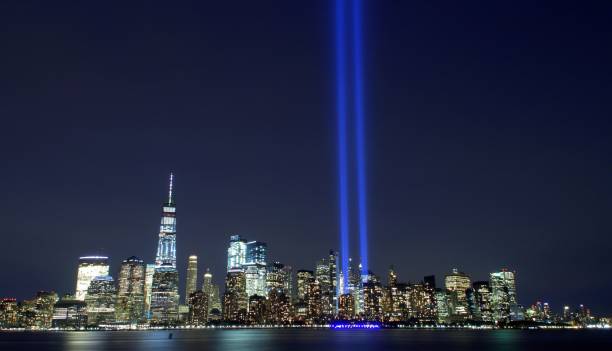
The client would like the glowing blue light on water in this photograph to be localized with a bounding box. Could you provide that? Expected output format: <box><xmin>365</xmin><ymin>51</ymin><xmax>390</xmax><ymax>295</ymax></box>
<box><xmin>331</xmin><ymin>323</ymin><xmax>381</xmax><ymax>330</ymax></box>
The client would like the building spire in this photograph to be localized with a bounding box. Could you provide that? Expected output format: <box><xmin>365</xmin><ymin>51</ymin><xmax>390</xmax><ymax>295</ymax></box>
<box><xmin>168</xmin><ymin>172</ymin><xmax>174</xmax><ymax>204</ymax></box>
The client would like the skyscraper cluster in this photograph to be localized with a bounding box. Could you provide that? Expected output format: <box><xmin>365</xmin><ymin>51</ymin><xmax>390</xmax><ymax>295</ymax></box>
<box><xmin>0</xmin><ymin>173</ymin><xmax>607</xmax><ymax>330</ymax></box>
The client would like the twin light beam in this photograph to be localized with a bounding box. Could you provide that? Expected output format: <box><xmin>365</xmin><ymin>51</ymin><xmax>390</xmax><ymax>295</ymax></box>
<box><xmin>336</xmin><ymin>0</ymin><xmax>368</xmax><ymax>295</ymax></box>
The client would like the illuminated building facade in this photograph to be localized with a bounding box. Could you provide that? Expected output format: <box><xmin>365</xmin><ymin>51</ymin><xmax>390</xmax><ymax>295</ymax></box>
<box><xmin>407</xmin><ymin>282</ymin><xmax>436</xmax><ymax>321</ymax></box>
<box><xmin>75</xmin><ymin>256</ymin><xmax>109</xmax><ymax>301</ymax></box>
<box><xmin>115</xmin><ymin>256</ymin><xmax>145</xmax><ymax>324</ymax></box>
<box><xmin>296</xmin><ymin>270</ymin><xmax>314</xmax><ymax>302</ymax></box>
<box><xmin>187</xmin><ymin>290</ymin><xmax>208</xmax><ymax>326</ymax></box>
<box><xmin>473</xmin><ymin>281</ymin><xmax>492</xmax><ymax>322</ymax></box>
<box><xmin>0</xmin><ymin>298</ymin><xmax>18</xmax><ymax>328</ymax></box>
<box><xmin>223</xmin><ymin>269</ymin><xmax>247</xmax><ymax>324</ymax></box>
<box><xmin>151</xmin><ymin>174</ymin><xmax>180</xmax><ymax>324</ymax></box>
<box><xmin>338</xmin><ymin>293</ymin><xmax>355</xmax><ymax>320</ymax></box>
<box><xmin>155</xmin><ymin>173</ymin><xmax>177</xmax><ymax>268</ymax></box>
<box><xmin>247</xmin><ymin>295</ymin><xmax>268</xmax><ymax>324</ymax></box>
<box><xmin>490</xmin><ymin>269</ymin><xmax>517</xmax><ymax>322</ymax></box>
<box><xmin>186</xmin><ymin>255</ymin><xmax>198</xmax><ymax>302</ymax></box>
<box><xmin>444</xmin><ymin>268</ymin><xmax>471</xmax><ymax>321</ymax></box>
<box><xmin>52</xmin><ymin>296</ymin><xmax>87</xmax><ymax>329</ymax></box>
<box><xmin>227</xmin><ymin>235</ymin><xmax>247</xmax><ymax>271</ymax></box>
<box><xmin>143</xmin><ymin>263</ymin><xmax>155</xmax><ymax>317</ymax></box>
<box><xmin>150</xmin><ymin>265</ymin><xmax>180</xmax><ymax>324</ymax></box>
<box><xmin>84</xmin><ymin>275</ymin><xmax>116</xmax><ymax>326</ymax></box>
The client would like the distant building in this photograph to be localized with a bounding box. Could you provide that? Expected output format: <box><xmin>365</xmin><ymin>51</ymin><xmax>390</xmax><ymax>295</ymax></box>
<box><xmin>52</xmin><ymin>296</ymin><xmax>87</xmax><ymax>329</ymax></box>
<box><xmin>247</xmin><ymin>295</ymin><xmax>268</xmax><ymax>325</ymax></box>
<box><xmin>296</xmin><ymin>270</ymin><xmax>314</xmax><ymax>302</ymax></box>
<box><xmin>115</xmin><ymin>256</ymin><xmax>145</xmax><ymax>324</ymax></box>
<box><xmin>85</xmin><ymin>275</ymin><xmax>116</xmax><ymax>326</ymax></box>
<box><xmin>244</xmin><ymin>241</ymin><xmax>267</xmax><ymax>298</ymax></box>
<box><xmin>17</xmin><ymin>291</ymin><xmax>58</xmax><ymax>329</ymax></box>
<box><xmin>143</xmin><ymin>263</ymin><xmax>155</xmax><ymax>317</ymax></box>
<box><xmin>444</xmin><ymin>268</ymin><xmax>471</xmax><ymax>321</ymax></box>
<box><xmin>150</xmin><ymin>264</ymin><xmax>180</xmax><ymax>324</ymax></box>
<box><xmin>227</xmin><ymin>235</ymin><xmax>247</xmax><ymax>271</ymax></box>
<box><xmin>75</xmin><ymin>256</ymin><xmax>109</xmax><ymax>301</ymax></box>
<box><xmin>435</xmin><ymin>289</ymin><xmax>450</xmax><ymax>324</ymax></box>
<box><xmin>490</xmin><ymin>269</ymin><xmax>517</xmax><ymax>322</ymax></box>
<box><xmin>0</xmin><ymin>298</ymin><xmax>18</xmax><ymax>328</ymax></box>
<box><xmin>473</xmin><ymin>281</ymin><xmax>492</xmax><ymax>322</ymax></box>
<box><xmin>407</xmin><ymin>282</ymin><xmax>436</xmax><ymax>322</ymax></box>
<box><xmin>185</xmin><ymin>255</ymin><xmax>198</xmax><ymax>303</ymax></box>
<box><xmin>338</xmin><ymin>293</ymin><xmax>355</xmax><ymax>320</ymax></box>
<box><xmin>155</xmin><ymin>173</ymin><xmax>177</xmax><ymax>268</ymax></box>
<box><xmin>363</xmin><ymin>280</ymin><xmax>384</xmax><ymax>321</ymax></box>
<box><xmin>188</xmin><ymin>290</ymin><xmax>208</xmax><ymax>326</ymax></box>
<box><xmin>223</xmin><ymin>269</ymin><xmax>247</xmax><ymax>323</ymax></box>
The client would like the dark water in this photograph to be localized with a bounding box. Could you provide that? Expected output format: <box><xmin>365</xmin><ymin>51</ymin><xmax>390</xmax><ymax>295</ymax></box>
<box><xmin>1</xmin><ymin>329</ymin><xmax>611</xmax><ymax>351</ymax></box>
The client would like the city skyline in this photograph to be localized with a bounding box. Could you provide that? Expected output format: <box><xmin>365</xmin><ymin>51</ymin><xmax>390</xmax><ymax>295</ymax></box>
<box><xmin>2</xmin><ymin>0</ymin><xmax>612</xmax><ymax>319</ymax></box>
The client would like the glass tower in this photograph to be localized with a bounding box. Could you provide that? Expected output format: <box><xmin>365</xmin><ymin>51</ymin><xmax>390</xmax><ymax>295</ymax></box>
<box><xmin>155</xmin><ymin>173</ymin><xmax>177</xmax><ymax>268</ymax></box>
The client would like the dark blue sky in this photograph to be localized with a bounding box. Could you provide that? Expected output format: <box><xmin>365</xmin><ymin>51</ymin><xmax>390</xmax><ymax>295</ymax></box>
<box><xmin>1</xmin><ymin>1</ymin><xmax>611</xmax><ymax>314</ymax></box>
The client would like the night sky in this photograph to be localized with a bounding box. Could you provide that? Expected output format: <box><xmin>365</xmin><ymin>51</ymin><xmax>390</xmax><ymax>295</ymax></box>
<box><xmin>1</xmin><ymin>1</ymin><xmax>611</xmax><ymax>314</ymax></box>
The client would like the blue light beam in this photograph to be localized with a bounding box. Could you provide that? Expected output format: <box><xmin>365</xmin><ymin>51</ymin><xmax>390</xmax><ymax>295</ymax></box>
<box><xmin>336</xmin><ymin>0</ymin><xmax>350</xmax><ymax>295</ymax></box>
<box><xmin>352</xmin><ymin>0</ymin><xmax>368</xmax><ymax>278</ymax></box>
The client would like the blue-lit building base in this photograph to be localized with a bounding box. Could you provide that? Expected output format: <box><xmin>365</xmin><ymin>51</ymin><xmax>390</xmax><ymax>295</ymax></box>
<box><xmin>330</xmin><ymin>321</ymin><xmax>382</xmax><ymax>329</ymax></box>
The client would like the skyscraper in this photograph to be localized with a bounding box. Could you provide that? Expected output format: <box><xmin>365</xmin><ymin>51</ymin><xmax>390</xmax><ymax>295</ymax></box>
<box><xmin>151</xmin><ymin>174</ymin><xmax>180</xmax><ymax>324</ymax></box>
<box><xmin>150</xmin><ymin>266</ymin><xmax>180</xmax><ymax>324</ymax></box>
<box><xmin>490</xmin><ymin>269</ymin><xmax>518</xmax><ymax>322</ymax></box>
<box><xmin>186</xmin><ymin>255</ymin><xmax>198</xmax><ymax>302</ymax></box>
<box><xmin>75</xmin><ymin>256</ymin><xmax>109</xmax><ymax>301</ymax></box>
<box><xmin>444</xmin><ymin>268</ymin><xmax>471</xmax><ymax>321</ymax></box>
<box><xmin>84</xmin><ymin>275</ymin><xmax>116</xmax><ymax>326</ymax></box>
<box><xmin>115</xmin><ymin>256</ymin><xmax>146</xmax><ymax>324</ymax></box>
<box><xmin>227</xmin><ymin>235</ymin><xmax>247</xmax><ymax>271</ymax></box>
<box><xmin>223</xmin><ymin>269</ymin><xmax>247</xmax><ymax>323</ymax></box>
<box><xmin>155</xmin><ymin>173</ymin><xmax>177</xmax><ymax>268</ymax></box>
<box><xmin>143</xmin><ymin>264</ymin><xmax>155</xmax><ymax>317</ymax></box>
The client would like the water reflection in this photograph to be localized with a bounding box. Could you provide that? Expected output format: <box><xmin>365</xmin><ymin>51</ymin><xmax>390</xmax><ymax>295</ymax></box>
<box><xmin>0</xmin><ymin>329</ymin><xmax>607</xmax><ymax>351</ymax></box>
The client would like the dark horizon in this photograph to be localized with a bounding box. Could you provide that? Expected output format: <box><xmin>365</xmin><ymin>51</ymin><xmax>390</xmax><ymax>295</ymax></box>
<box><xmin>1</xmin><ymin>1</ymin><xmax>611</xmax><ymax>315</ymax></box>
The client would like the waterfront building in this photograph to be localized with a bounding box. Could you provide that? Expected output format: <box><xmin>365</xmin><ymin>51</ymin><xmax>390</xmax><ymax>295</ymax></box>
<box><xmin>143</xmin><ymin>263</ymin><xmax>155</xmax><ymax>317</ymax></box>
<box><xmin>268</xmin><ymin>287</ymin><xmax>291</xmax><ymax>324</ymax></box>
<box><xmin>85</xmin><ymin>275</ymin><xmax>116</xmax><ymax>326</ymax></box>
<box><xmin>150</xmin><ymin>265</ymin><xmax>180</xmax><ymax>324</ymax></box>
<box><xmin>247</xmin><ymin>295</ymin><xmax>268</xmax><ymax>324</ymax></box>
<box><xmin>0</xmin><ymin>298</ymin><xmax>18</xmax><ymax>328</ymax></box>
<box><xmin>52</xmin><ymin>295</ymin><xmax>87</xmax><ymax>329</ymax></box>
<box><xmin>435</xmin><ymin>289</ymin><xmax>450</xmax><ymax>324</ymax></box>
<box><xmin>223</xmin><ymin>269</ymin><xmax>247</xmax><ymax>323</ymax></box>
<box><xmin>16</xmin><ymin>291</ymin><xmax>58</xmax><ymax>329</ymax></box>
<box><xmin>490</xmin><ymin>269</ymin><xmax>517</xmax><ymax>322</ymax></box>
<box><xmin>407</xmin><ymin>282</ymin><xmax>436</xmax><ymax>322</ymax></box>
<box><xmin>388</xmin><ymin>283</ymin><xmax>408</xmax><ymax>322</ymax></box>
<box><xmin>186</xmin><ymin>255</ymin><xmax>198</xmax><ymax>302</ymax></box>
<box><xmin>150</xmin><ymin>174</ymin><xmax>180</xmax><ymax>324</ymax></box>
<box><xmin>363</xmin><ymin>280</ymin><xmax>384</xmax><ymax>321</ymax></box>
<box><xmin>209</xmin><ymin>284</ymin><xmax>222</xmax><ymax>317</ymax></box>
<box><xmin>75</xmin><ymin>256</ymin><xmax>109</xmax><ymax>301</ymax></box>
<box><xmin>444</xmin><ymin>268</ymin><xmax>471</xmax><ymax>321</ymax></box>
<box><xmin>115</xmin><ymin>256</ymin><xmax>146</xmax><ymax>324</ymax></box>
<box><xmin>338</xmin><ymin>293</ymin><xmax>355</xmax><ymax>320</ymax></box>
<box><xmin>473</xmin><ymin>281</ymin><xmax>492</xmax><ymax>322</ymax></box>
<box><xmin>296</xmin><ymin>270</ymin><xmax>314</xmax><ymax>302</ymax></box>
<box><xmin>188</xmin><ymin>290</ymin><xmax>208</xmax><ymax>326</ymax></box>
<box><xmin>227</xmin><ymin>235</ymin><xmax>247</xmax><ymax>271</ymax></box>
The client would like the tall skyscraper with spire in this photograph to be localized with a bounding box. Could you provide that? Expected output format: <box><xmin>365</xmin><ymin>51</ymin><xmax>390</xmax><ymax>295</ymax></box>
<box><xmin>155</xmin><ymin>173</ymin><xmax>177</xmax><ymax>268</ymax></box>
<box><xmin>150</xmin><ymin>173</ymin><xmax>180</xmax><ymax>324</ymax></box>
